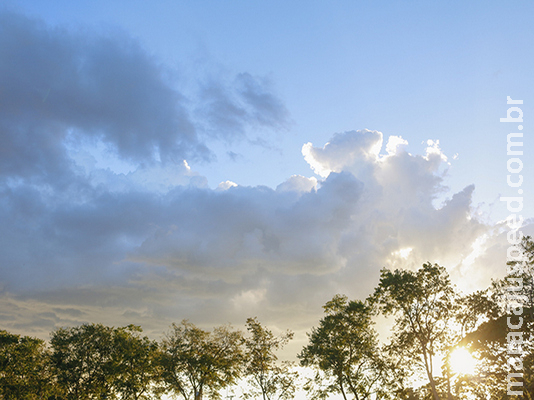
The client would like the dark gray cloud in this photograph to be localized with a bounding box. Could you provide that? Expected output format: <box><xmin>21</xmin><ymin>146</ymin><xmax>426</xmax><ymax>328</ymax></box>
<box><xmin>235</xmin><ymin>73</ymin><xmax>289</xmax><ymax>130</ymax></box>
<box><xmin>0</xmin><ymin>10</ymin><xmax>289</xmax><ymax>185</ymax></box>
<box><xmin>197</xmin><ymin>72</ymin><xmax>290</xmax><ymax>141</ymax></box>
<box><xmin>0</xmin><ymin>10</ymin><xmax>206</xmax><ymax>181</ymax></box>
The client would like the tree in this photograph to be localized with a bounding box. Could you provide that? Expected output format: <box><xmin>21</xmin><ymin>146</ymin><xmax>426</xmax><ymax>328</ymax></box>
<box><xmin>50</xmin><ymin>323</ymin><xmax>161</xmax><ymax>400</ymax></box>
<box><xmin>111</xmin><ymin>325</ymin><xmax>160</xmax><ymax>400</ymax></box>
<box><xmin>457</xmin><ymin>236</ymin><xmax>534</xmax><ymax>399</ymax></box>
<box><xmin>505</xmin><ymin>235</ymin><xmax>534</xmax><ymax>319</ymax></box>
<box><xmin>441</xmin><ymin>289</ymin><xmax>501</xmax><ymax>400</ymax></box>
<box><xmin>159</xmin><ymin>320</ymin><xmax>244</xmax><ymax>400</ymax></box>
<box><xmin>371</xmin><ymin>263</ymin><xmax>458</xmax><ymax>400</ymax></box>
<box><xmin>0</xmin><ymin>330</ymin><xmax>57</xmax><ymax>399</ymax></box>
<box><xmin>50</xmin><ymin>323</ymin><xmax>117</xmax><ymax>399</ymax></box>
<box><xmin>243</xmin><ymin>317</ymin><xmax>298</xmax><ymax>400</ymax></box>
<box><xmin>499</xmin><ymin>236</ymin><xmax>534</xmax><ymax>399</ymax></box>
<box><xmin>299</xmin><ymin>294</ymin><xmax>389</xmax><ymax>400</ymax></box>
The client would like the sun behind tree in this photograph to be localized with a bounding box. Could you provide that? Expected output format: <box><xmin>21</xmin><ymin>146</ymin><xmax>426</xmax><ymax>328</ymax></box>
<box><xmin>449</xmin><ymin>347</ymin><xmax>477</xmax><ymax>376</ymax></box>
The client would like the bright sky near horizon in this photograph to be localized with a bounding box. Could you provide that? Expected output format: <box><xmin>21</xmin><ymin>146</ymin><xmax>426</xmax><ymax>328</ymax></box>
<box><xmin>1</xmin><ymin>1</ymin><xmax>533</xmax><ymax>389</ymax></box>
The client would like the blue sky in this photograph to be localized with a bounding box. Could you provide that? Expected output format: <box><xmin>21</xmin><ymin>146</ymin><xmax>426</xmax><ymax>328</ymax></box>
<box><xmin>11</xmin><ymin>0</ymin><xmax>533</xmax><ymax>201</ymax></box>
<box><xmin>1</xmin><ymin>0</ymin><xmax>533</xmax><ymax>364</ymax></box>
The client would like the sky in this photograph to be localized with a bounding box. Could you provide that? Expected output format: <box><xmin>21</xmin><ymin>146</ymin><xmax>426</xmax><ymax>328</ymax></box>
<box><xmin>1</xmin><ymin>0</ymin><xmax>533</xmax><ymax>374</ymax></box>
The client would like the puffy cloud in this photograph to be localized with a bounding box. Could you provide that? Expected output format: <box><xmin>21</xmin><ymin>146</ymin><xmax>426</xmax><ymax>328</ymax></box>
<box><xmin>385</xmin><ymin>135</ymin><xmax>409</xmax><ymax>156</ymax></box>
<box><xmin>0</xmin><ymin>126</ymin><xmax>513</xmax><ymax>349</ymax></box>
<box><xmin>131</xmin><ymin>171</ymin><xmax>363</xmax><ymax>283</ymax></box>
<box><xmin>302</xmin><ymin>129</ymin><xmax>383</xmax><ymax>178</ymax></box>
<box><xmin>217</xmin><ymin>180</ymin><xmax>239</xmax><ymax>191</ymax></box>
<box><xmin>276</xmin><ymin>175</ymin><xmax>317</xmax><ymax>193</ymax></box>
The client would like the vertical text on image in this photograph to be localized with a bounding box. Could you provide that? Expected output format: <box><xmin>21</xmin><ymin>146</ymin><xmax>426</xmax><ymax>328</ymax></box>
<box><xmin>500</xmin><ymin>96</ymin><xmax>525</xmax><ymax>396</ymax></box>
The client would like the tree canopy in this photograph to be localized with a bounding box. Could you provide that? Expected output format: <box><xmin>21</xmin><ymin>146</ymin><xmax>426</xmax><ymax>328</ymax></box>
<box><xmin>243</xmin><ymin>317</ymin><xmax>297</xmax><ymax>400</ymax></box>
<box><xmin>159</xmin><ymin>320</ymin><xmax>244</xmax><ymax>400</ymax></box>
<box><xmin>371</xmin><ymin>263</ymin><xmax>457</xmax><ymax>400</ymax></box>
<box><xmin>299</xmin><ymin>294</ymin><xmax>392</xmax><ymax>400</ymax></box>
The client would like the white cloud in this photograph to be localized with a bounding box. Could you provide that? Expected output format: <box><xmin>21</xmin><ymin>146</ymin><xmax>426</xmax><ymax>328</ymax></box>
<box><xmin>1</xmin><ymin>127</ymin><xmax>516</xmax><ymax>349</ymax></box>
<box><xmin>276</xmin><ymin>175</ymin><xmax>317</xmax><ymax>193</ymax></box>
<box><xmin>302</xmin><ymin>129</ymin><xmax>383</xmax><ymax>178</ymax></box>
<box><xmin>217</xmin><ymin>180</ymin><xmax>238</xmax><ymax>191</ymax></box>
<box><xmin>424</xmin><ymin>139</ymin><xmax>449</xmax><ymax>165</ymax></box>
<box><xmin>385</xmin><ymin>135</ymin><xmax>409</xmax><ymax>156</ymax></box>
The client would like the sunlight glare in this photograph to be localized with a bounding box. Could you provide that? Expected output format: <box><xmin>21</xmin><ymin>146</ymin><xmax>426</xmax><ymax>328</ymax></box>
<box><xmin>450</xmin><ymin>347</ymin><xmax>476</xmax><ymax>375</ymax></box>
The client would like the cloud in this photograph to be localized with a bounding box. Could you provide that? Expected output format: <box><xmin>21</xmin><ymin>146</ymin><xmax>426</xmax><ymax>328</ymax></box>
<box><xmin>197</xmin><ymin>72</ymin><xmax>290</xmax><ymax>142</ymax></box>
<box><xmin>86</xmin><ymin>160</ymin><xmax>201</xmax><ymax>194</ymax></box>
<box><xmin>0</xmin><ymin>10</ymin><xmax>289</xmax><ymax>186</ymax></box>
<box><xmin>130</xmin><ymin>176</ymin><xmax>356</xmax><ymax>282</ymax></box>
<box><xmin>0</xmin><ymin>10</ymin><xmax>520</xmax><ymax>355</ymax></box>
<box><xmin>302</xmin><ymin>129</ymin><xmax>383</xmax><ymax>178</ymax></box>
<box><xmin>385</xmin><ymin>135</ymin><xmax>409</xmax><ymax>156</ymax></box>
<box><xmin>0</xmin><ymin>126</ymin><xmax>513</xmax><ymax>349</ymax></box>
<box><xmin>276</xmin><ymin>175</ymin><xmax>318</xmax><ymax>193</ymax></box>
<box><xmin>0</xmin><ymin>11</ymin><xmax>207</xmax><ymax>181</ymax></box>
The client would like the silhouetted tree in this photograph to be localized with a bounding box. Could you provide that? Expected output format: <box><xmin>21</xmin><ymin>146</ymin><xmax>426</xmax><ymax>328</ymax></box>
<box><xmin>371</xmin><ymin>263</ymin><xmax>458</xmax><ymax>400</ymax></box>
<box><xmin>459</xmin><ymin>236</ymin><xmax>534</xmax><ymax>399</ymax></box>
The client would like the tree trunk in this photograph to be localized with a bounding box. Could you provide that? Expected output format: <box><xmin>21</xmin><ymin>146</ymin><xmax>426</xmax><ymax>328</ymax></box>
<box><xmin>428</xmin><ymin>377</ymin><xmax>440</xmax><ymax>400</ymax></box>
<box><xmin>445</xmin><ymin>363</ymin><xmax>453</xmax><ymax>400</ymax></box>
<box><xmin>339</xmin><ymin>375</ymin><xmax>348</xmax><ymax>400</ymax></box>
<box><xmin>422</xmin><ymin>350</ymin><xmax>440</xmax><ymax>400</ymax></box>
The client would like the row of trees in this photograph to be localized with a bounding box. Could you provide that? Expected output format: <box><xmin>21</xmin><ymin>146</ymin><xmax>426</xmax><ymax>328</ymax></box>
<box><xmin>1</xmin><ymin>237</ymin><xmax>533</xmax><ymax>399</ymax></box>
<box><xmin>1</xmin><ymin>317</ymin><xmax>295</xmax><ymax>400</ymax></box>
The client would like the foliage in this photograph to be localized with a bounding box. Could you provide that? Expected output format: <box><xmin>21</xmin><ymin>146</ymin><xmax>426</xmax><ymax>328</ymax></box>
<box><xmin>299</xmin><ymin>294</ymin><xmax>390</xmax><ymax>400</ymax></box>
<box><xmin>0</xmin><ymin>330</ymin><xmax>57</xmax><ymax>399</ymax></box>
<box><xmin>243</xmin><ymin>317</ymin><xmax>298</xmax><ymax>400</ymax></box>
<box><xmin>370</xmin><ymin>263</ymin><xmax>458</xmax><ymax>400</ymax></box>
<box><xmin>111</xmin><ymin>325</ymin><xmax>160</xmax><ymax>400</ymax></box>
<box><xmin>457</xmin><ymin>236</ymin><xmax>534</xmax><ymax>399</ymax></box>
<box><xmin>50</xmin><ymin>323</ymin><xmax>116</xmax><ymax>399</ymax></box>
<box><xmin>50</xmin><ymin>323</ymin><xmax>159</xmax><ymax>400</ymax></box>
<box><xmin>159</xmin><ymin>320</ymin><xmax>244</xmax><ymax>400</ymax></box>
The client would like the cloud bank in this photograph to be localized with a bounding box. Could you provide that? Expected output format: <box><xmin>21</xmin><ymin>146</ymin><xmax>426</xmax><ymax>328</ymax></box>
<box><xmin>0</xmin><ymin>10</ymin><xmax>525</xmax><ymax>356</ymax></box>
